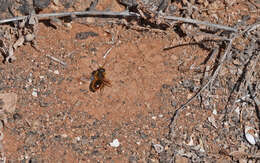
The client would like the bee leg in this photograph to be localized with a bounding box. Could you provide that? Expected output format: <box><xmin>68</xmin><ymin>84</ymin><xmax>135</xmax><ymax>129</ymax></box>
<box><xmin>104</xmin><ymin>79</ymin><xmax>112</xmax><ymax>87</ymax></box>
<box><xmin>99</xmin><ymin>83</ymin><xmax>105</xmax><ymax>96</ymax></box>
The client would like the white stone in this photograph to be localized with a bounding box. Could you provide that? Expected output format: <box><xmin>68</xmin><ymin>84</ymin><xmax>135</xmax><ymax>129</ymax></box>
<box><xmin>32</xmin><ymin>89</ymin><xmax>38</xmax><ymax>97</ymax></box>
<box><xmin>245</xmin><ymin>133</ymin><xmax>256</xmax><ymax>145</ymax></box>
<box><xmin>110</xmin><ymin>139</ymin><xmax>120</xmax><ymax>147</ymax></box>
<box><xmin>213</xmin><ymin>109</ymin><xmax>217</xmax><ymax>115</ymax></box>
<box><xmin>75</xmin><ymin>136</ymin><xmax>81</xmax><ymax>141</ymax></box>
<box><xmin>54</xmin><ymin>70</ymin><xmax>59</xmax><ymax>75</ymax></box>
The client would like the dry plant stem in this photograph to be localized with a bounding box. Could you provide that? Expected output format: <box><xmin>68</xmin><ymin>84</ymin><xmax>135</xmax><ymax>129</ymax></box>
<box><xmin>248</xmin><ymin>54</ymin><xmax>260</xmax><ymax>107</ymax></box>
<box><xmin>248</xmin><ymin>84</ymin><xmax>260</xmax><ymax>119</ymax></box>
<box><xmin>170</xmin><ymin>34</ymin><xmax>237</xmax><ymax>134</ymax></box>
<box><xmin>0</xmin><ymin>10</ymin><xmax>238</xmax><ymax>33</ymax></box>
<box><xmin>235</xmin><ymin>94</ymin><xmax>250</xmax><ymax>103</ymax></box>
<box><xmin>0</xmin><ymin>11</ymin><xmax>140</xmax><ymax>24</ymax></box>
<box><xmin>193</xmin><ymin>32</ymin><xmax>231</xmax><ymax>41</ymax></box>
<box><xmin>103</xmin><ymin>47</ymin><xmax>113</xmax><ymax>59</ymax></box>
<box><xmin>46</xmin><ymin>54</ymin><xmax>67</xmax><ymax>66</ymax></box>
<box><xmin>245</xmin><ymin>22</ymin><xmax>260</xmax><ymax>33</ymax></box>
<box><xmin>162</xmin><ymin>15</ymin><xmax>238</xmax><ymax>32</ymax></box>
<box><xmin>244</xmin><ymin>39</ymin><xmax>258</xmax><ymax>90</ymax></box>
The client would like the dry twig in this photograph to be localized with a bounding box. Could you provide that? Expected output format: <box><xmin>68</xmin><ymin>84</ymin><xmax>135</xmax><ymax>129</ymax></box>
<box><xmin>169</xmin><ymin>34</ymin><xmax>237</xmax><ymax>135</ymax></box>
<box><xmin>169</xmin><ymin>21</ymin><xmax>260</xmax><ymax>135</ymax></box>
<box><xmin>103</xmin><ymin>47</ymin><xmax>113</xmax><ymax>59</ymax></box>
<box><xmin>161</xmin><ymin>15</ymin><xmax>237</xmax><ymax>32</ymax></box>
<box><xmin>0</xmin><ymin>11</ymin><xmax>140</xmax><ymax>24</ymax></box>
<box><xmin>0</xmin><ymin>10</ymin><xmax>239</xmax><ymax>34</ymax></box>
<box><xmin>46</xmin><ymin>54</ymin><xmax>67</xmax><ymax>66</ymax></box>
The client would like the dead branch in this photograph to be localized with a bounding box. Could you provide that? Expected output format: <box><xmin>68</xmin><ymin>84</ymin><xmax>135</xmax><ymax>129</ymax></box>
<box><xmin>46</xmin><ymin>54</ymin><xmax>67</xmax><ymax>66</ymax></box>
<box><xmin>0</xmin><ymin>10</ymin><xmax>140</xmax><ymax>24</ymax></box>
<box><xmin>161</xmin><ymin>15</ymin><xmax>238</xmax><ymax>32</ymax></box>
<box><xmin>169</xmin><ymin>34</ymin><xmax>237</xmax><ymax>135</ymax></box>
<box><xmin>0</xmin><ymin>10</ymin><xmax>239</xmax><ymax>33</ymax></box>
<box><xmin>169</xmin><ymin>21</ymin><xmax>260</xmax><ymax>135</ymax></box>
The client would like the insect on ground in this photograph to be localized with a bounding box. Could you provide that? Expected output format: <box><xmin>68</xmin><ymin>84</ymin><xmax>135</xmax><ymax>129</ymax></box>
<box><xmin>89</xmin><ymin>47</ymin><xmax>113</xmax><ymax>93</ymax></box>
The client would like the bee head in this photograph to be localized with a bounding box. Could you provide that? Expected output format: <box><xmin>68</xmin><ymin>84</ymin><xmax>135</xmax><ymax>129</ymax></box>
<box><xmin>98</xmin><ymin>68</ymin><xmax>105</xmax><ymax>73</ymax></box>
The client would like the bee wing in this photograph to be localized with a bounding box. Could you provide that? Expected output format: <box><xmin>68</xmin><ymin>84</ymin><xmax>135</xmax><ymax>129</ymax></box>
<box><xmin>89</xmin><ymin>80</ymin><xmax>97</xmax><ymax>92</ymax></box>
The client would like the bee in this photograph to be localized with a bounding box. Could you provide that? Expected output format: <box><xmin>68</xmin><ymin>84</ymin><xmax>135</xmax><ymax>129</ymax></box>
<box><xmin>89</xmin><ymin>66</ymin><xmax>111</xmax><ymax>93</ymax></box>
<box><xmin>89</xmin><ymin>47</ymin><xmax>114</xmax><ymax>93</ymax></box>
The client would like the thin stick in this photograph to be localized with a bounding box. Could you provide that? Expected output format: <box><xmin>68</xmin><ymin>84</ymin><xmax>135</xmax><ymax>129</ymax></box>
<box><xmin>170</xmin><ymin>34</ymin><xmax>237</xmax><ymax>134</ymax></box>
<box><xmin>46</xmin><ymin>54</ymin><xmax>67</xmax><ymax>66</ymax></box>
<box><xmin>0</xmin><ymin>10</ymin><xmax>140</xmax><ymax>24</ymax></box>
<box><xmin>248</xmin><ymin>84</ymin><xmax>260</xmax><ymax>119</ymax></box>
<box><xmin>103</xmin><ymin>47</ymin><xmax>113</xmax><ymax>59</ymax></box>
<box><xmin>162</xmin><ymin>15</ymin><xmax>238</xmax><ymax>32</ymax></box>
<box><xmin>245</xmin><ymin>22</ymin><xmax>260</xmax><ymax>34</ymax></box>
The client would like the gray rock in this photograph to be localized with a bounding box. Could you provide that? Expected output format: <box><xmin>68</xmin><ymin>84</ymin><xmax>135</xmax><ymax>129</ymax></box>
<box><xmin>33</xmin><ymin>0</ymin><xmax>50</xmax><ymax>10</ymax></box>
<box><xmin>118</xmin><ymin>0</ymin><xmax>169</xmax><ymax>12</ymax></box>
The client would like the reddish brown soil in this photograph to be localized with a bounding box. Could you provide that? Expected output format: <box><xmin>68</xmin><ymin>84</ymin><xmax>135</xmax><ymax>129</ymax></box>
<box><xmin>0</xmin><ymin>0</ymin><xmax>259</xmax><ymax>162</ymax></box>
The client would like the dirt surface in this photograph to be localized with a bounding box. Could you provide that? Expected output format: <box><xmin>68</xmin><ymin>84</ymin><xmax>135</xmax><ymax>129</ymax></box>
<box><xmin>0</xmin><ymin>0</ymin><xmax>259</xmax><ymax>162</ymax></box>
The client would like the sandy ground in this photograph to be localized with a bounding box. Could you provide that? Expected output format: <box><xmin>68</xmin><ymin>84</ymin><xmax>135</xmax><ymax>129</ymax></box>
<box><xmin>0</xmin><ymin>0</ymin><xmax>259</xmax><ymax>162</ymax></box>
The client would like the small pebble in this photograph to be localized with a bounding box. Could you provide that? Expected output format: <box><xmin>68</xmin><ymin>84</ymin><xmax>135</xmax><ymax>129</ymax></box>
<box><xmin>244</xmin><ymin>126</ymin><xmax>257</xmax><ymax>145</ymax></box>
<box><xmin>110</xmin><ymin>139</ymin><xmax>120</xmax><ymax>147</ymax></box>
<box><xmin>64</xmin><ymin>23</ymin><xmax>72</xmax><ymax>29</ymax></box>
<box><xmin>158</xmin><ymin>114</ymin><xmax>163</xmax><ymax>118</ymax></box>
<box><xmin>213</xmin><ymin>109</ymin><xmax>217</xmax><ymax>115</ymax></box>
<box><xmin>153</xmin><ymin>144</ymin><xmax>164</xmax><ymax>153</ymax></box>
<box><xmin>54</xmin><ymin>70</ymin><xmax>59</xmax><ymax>75</ymax></box>
<box><xmin>25</xmin><ymin>34</ymin><xmax>35</xmax><ymax>42</ymax></box>
<box><xmin>28</xmin><ymin>78</ymin><xmax>32</xmax><ymax>83</ymax></box>
<box><xmin>75</xmin><ymin>136</ymin><xmax>81</xmax><ymax>141</ymax></box>
<box><xmin>245</xmin><ymin>133</ymin><xmax>256</xmax><ymax>145</ymax></box>
<box><xmin>32</xmin><ymin>89</ymin><xmax>38</xmax><ymax>97</ymax></box>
